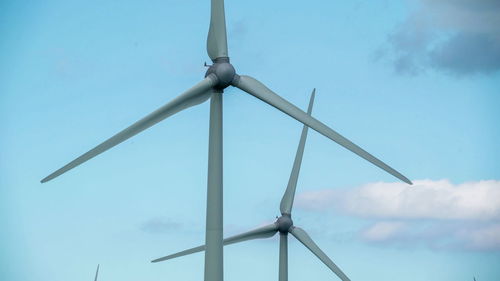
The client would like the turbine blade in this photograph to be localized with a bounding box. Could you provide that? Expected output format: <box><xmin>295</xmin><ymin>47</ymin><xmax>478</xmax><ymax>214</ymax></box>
<box><xmin>280</xmin><ymin>89</ymin><xmax>315</xmax><ymax>215</ymax></box>
<box><xmin>221</xmin><ymin>222</ymin><xmax>278</xmax><ymax>245</ymax></box>
<box><xmin>232</xmin><ymin>75</ymin><xmax>412</xmax><ymax>185</ymax></box>
<box><xmin>94</xmin><ymin>264</ymin><xmax>99</xmax><ymax>281</ymax></box>
<box><xmin>41</xmin><ymin>76</ymin><xmax>217</xmax><ymax>183</ymax></box>
<box><xmin>205</xmin><ymin>90</ymin><xmax>224</xmax><ymax>281</ymax></box>
<box><xmin>152</xmin><ymin>223</ymin><xmax>278</xmax><ymax>263</ymax></box>
<box><xmin>290</xmin><ymin>227</ymin><xmax>350</xmax><ymax>281</ymax></box>
<box><xmin>279</xmin><ymin>233</ymin><xmax>288</xmax><ymax>281</ymax></box>
<box><xmin>207</xmin><ymin>0</ymin><xmax>228</xmax><ymax>60</ymax></box>
<box><xmin>152</xmin><ymin>245</ymin><xmax>206</xmax><ymax>263</ymax></box>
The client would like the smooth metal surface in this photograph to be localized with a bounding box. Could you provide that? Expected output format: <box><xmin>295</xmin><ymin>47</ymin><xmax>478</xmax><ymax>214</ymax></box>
<box><xmin>233</xmin><ymin>75</ymin><xmax>412</xmax><ymax>185</ymax></box>
<box><xmin>152</xmin><ymin>223</ymin><xmax>278</xmax><ymax>263</ymax></box>
<box><xmin>41</xmin><ymin>76</ymin><xmax>217</xmax><ymax>183</ymax></box>
<box><xmin>152</xmin><ymin>244</ymin><xmax>206</xmax><ymax>263</ymax></box>
<box><xmin>279</xmin><ymin>233</ymin><xmax>288</xmax><ymax>281</ymax></box>
<box><xmin>205</xmin><ymin>91</ymin><xmax>224</xmax><ymax>281</ymax></box>
<box><xmin>205</xmin><ymin>58</ymin><xmax>236</xmax><ymax>90</ymax></box>
<box><xmin>276</xmin><ymin>214</ymin><xmax>293</xmax><ymax>233</ymax></box>
<box><xmin>280</xmin><ymin>89</ymin><xmax>315</xmax><ymax>215</ymax></box>
<box><xmin>94</xmin><ymin>264</ymin><xmax>99</xmax><ymax>281</ymax></box>
<box><xmin>207</xmin><ymin>0</ymin><xmax>228</xmax><ymax>60</ymax></box>
<box><xmin>290</xmin><ymin>227</ymin><xmax>351</xmax><ymax>281</ymax></box>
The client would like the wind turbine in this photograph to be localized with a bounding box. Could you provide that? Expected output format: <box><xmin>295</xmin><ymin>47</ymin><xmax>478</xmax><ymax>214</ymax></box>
<box><xmin>41</xmin><ymin>0</ymin><xmax>412</xmax><ymax>280</ymax></box>
<box><xmin>152</xmin><ymin>90</ymin><xmax>350</xmax><ymax>281</ymax></box>
<box><xmin>94</xmin><ymin>265</ymin><xmax>99</xmax><ymax>281</ymax></box>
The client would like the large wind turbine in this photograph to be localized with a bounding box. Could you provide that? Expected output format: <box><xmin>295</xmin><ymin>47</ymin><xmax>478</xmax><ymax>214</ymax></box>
<box><xmin>41</xmin><ymin>0</ymin><xmax>411</xmax><ymax>280</ymax></box>
<box><xmin>152</xmin><ymin>90</ymin><xmax>350</xmax><ymax>281</ymax></box>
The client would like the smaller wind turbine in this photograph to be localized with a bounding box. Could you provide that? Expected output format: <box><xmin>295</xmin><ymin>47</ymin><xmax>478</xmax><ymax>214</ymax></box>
<box><xmin>152</xmin><ymin>90</ymin><xmax>350</xmax><ymax>281</ymax></box>
<box><xmin>94</xmin><ymin>264</ymin><xmax>99</xmax><ymax>281</ymax></box>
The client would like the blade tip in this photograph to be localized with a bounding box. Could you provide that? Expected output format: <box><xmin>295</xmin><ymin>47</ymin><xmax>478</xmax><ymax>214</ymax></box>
<box><xmin>41</xmin><ymin>173</ymin><xmax>57</xmax><ymax>183</ymax></box>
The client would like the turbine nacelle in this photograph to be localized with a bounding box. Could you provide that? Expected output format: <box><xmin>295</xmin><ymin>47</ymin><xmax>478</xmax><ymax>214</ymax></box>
<box><xmin>276</xmin><ymin>214</ymin><xmax>293</xmax><ymax>233</ymax></box>
<box><xmin>205</xmin><ymin>57</ymin><xmax>237</xmax><ymax>90</ymax></box>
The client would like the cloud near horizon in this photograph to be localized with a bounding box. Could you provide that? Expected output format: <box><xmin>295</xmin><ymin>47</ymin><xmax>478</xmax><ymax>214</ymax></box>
<box><xmin>140</xmin><ymin>217</ymin><xmax>182</xmax><ymax>234</ymax></box>
<box><xmin>377</xmin><ymin>0</ymin><xmax>500</xmax><ymax>76</ymax></box>
<box><xmin>296</xmin><ymin>179</ymin><xmax>500</xmax><ymax>251</ymax></box>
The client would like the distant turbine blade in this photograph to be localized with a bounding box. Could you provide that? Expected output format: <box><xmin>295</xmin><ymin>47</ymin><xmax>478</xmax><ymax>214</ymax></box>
<box><xmin>232</xmin><ymin>75</ymin><xmax>412</xmax><ymax>185</ymax></box>
<box><xmin>280</xmin><ymin>89</ymin><xmax>315</xmax><ymax>215</ymax></box>
<box><xmin>207</xmin><ymin>0</ymin><xmax>229</xmax><ymax>60</ymax></box>
<box><xmin>152</xmin><ymin>245</ymin><xmax>206</xmax><ymax>263</ymax></box>
<box><xmin>41</xmin><ymin>76</ymin><xmax>217</xmax><ymax>183</ymax></box>
<box><xmin>152</xmin><ymin>223</ymin><xmax>278</xmax><ymax>263</ymax></box>
<box><xmin>279</xmin><ymin>233</ymin><xmax>288</xmax><ymax>281</ymax></box>
<box><xmin>290</xmin><ymin>227</ymin><xmax>350</xmax><ymax>281</ymax></box>
<box><xmin>94</xmin><ymin>264</ymin><xmax>99</xmax><ymax>281</ymax></box>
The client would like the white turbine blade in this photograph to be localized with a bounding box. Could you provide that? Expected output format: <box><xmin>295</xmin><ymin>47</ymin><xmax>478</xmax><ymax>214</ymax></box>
<box><xmin>152</xmin><ymin>223</ymin><xmax>278</xmax><ymax>263</ymax></box>
<box><xmin>41</xmin><ymin>76</ymin><xmax>217</xmax><ymax>183</ymax></box>
<box><xmin>280</xmin><ymin>89</ymin><xmax>315</xmax><ymax>215</ymax></box>
<box><xmin>232</xmin><ymin>75</ymin><xmax>412</xmax><ymax>185</ymax></box>
<box><xmin>290</xmin><ymin>227</ymin><xmax>350</xmax><ymax>281</ymax></box>
<box><xmin>207</xmin><ymin>0</ymin><xmax>229</xmax><ymax>60</ymax></box>
<box><xmin>152</xmin><ymin>245</ymin><xmax>206</xmax><ymax>263</ymax></box>
<box><xmin>93</xmin><ymin>264</ymin><xmax>99</xmax><ymax>281</ymax></box>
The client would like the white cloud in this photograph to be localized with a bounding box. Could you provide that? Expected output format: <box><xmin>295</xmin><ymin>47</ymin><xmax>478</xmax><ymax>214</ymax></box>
<box><xmin>297</xmin><ymin>179</ymin><xmax>500</xmax><ymax>251</ymax></box>
<box><xmin>297</xmin><ymin>179</ymin><xmax>500</xmax><ymax>220</ymax></box>
<box><xmin>358</xmin><ymin>221</ymin><xmax>500</xmax><ymax>251</ymax></box>
<box><xmin>456</xmin><ymin>223</ymin><xmax>500</xmax><ymax>251</ymax></box>
<box><xmin>361</xmin><ymin>221</ymin><xmax>407</xmax><ymax>242</ymax></box>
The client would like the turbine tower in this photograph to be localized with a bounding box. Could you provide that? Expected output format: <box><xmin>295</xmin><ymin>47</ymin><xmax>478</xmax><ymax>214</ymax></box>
<box><xmin>152</xmin><ymin>90</ymin><xmax>348</xmax><ymax>281</ymax></box>
<box><xmin>41</xmin><ymin>1</ymin><xmax>412</xmax><ymax>281</ymax></box>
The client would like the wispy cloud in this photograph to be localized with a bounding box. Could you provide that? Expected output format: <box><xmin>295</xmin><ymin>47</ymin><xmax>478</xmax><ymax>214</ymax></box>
<box><xmin>297</xmin><ymin>179</ymin><xmax>500</xmax><ymax>251</ymax></box>
<box><xmin>376</xmin><ymin>0</ymin><xmax>500</xmax><ymax>76</ymax></box>
<box><xmin>297</xmin><ymin>179</ymin><xmax>500</xmax><ymax>220</ymax></box>
<box><xmin>229</xmin><ymin>19</ymin><xmax>248</xmax><ymax>42</ymax></box>
<box><xmin>361</xmin><ymin>221</ymin><xmax>407</xmax><ymax>242</ymax></box>
<box><xmin>360</xmin><ymin>221</ymin><xmax>500</xmax><ymax>251</ymax></box>
<box><xmin>140</xmin><ymin>217</ymin><xmax>182</xmax><ymax>234</ymax></box>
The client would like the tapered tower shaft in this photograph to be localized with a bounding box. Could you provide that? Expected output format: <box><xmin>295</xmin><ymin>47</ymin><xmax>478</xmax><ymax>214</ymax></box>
<box><xmin>279</xmin><ymin>233</ymin><xmax>288</xmax><ymax>281</ymax></box>
<box><xmin>205</xmin><ymin>91</ymin><xmax>224</xmax><ymax>281</ymax></box>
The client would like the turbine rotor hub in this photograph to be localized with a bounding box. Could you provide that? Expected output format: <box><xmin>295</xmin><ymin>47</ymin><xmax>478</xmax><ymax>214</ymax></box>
<box><xmin>205</xmin><ymin>57</ymin><xmax>236</xmax><ymax>90</ymax></box>
<box><xmin>276</xmin><ymin>214</ymin><xmax>293</xmax><ymax>233</ymax></box>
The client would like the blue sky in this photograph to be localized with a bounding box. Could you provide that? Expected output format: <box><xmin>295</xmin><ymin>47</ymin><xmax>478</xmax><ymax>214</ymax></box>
<box><xmin>1</xmin><ymin>0</ymin><xmax>499</xmax><ymax>280</ymax></box>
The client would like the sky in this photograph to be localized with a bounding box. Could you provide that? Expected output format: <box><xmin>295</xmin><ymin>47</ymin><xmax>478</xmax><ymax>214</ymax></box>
<box><xmin>1</xmin><ymin>0</ymin><xmax>499</xmax><ymax>280</ymax></box>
